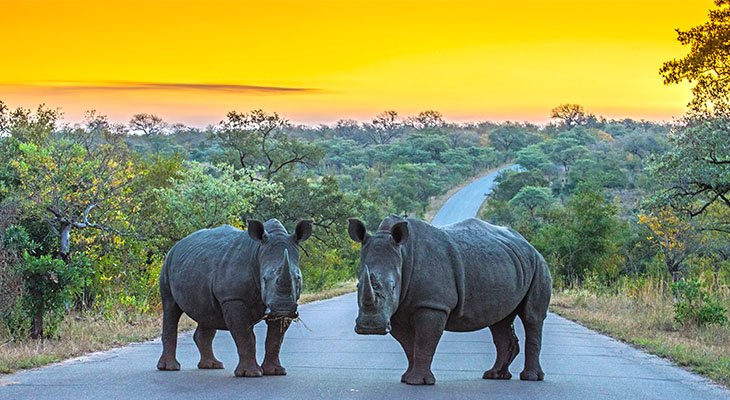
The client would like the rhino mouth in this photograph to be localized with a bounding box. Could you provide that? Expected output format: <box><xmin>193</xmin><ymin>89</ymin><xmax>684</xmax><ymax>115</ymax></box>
<box><xmin>264</xmin><ymin>306</ymin><xmax>299</xmax><ymax>319</ymax></box>
<box><xmin>354</xmin><ymin>323</ymin><xmax>391</xmax><ymax>335</ymax></box>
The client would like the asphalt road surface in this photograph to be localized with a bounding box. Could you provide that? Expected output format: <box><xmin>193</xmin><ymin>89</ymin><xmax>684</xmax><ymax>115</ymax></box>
<box><xmin>2</xmin><ymin>167</ymin><xmax>729</xmax><ymax>399</ymax></box>
<box><xmin>431</xmin><ymin>165</ymin><xmax>518</xmax><ymax>226</ymax></box>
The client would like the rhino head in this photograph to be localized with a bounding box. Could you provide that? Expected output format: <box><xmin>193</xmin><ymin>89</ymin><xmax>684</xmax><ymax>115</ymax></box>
<box><xmin>348</xmin><ymin>217</ymin><xmax>409</xmax><ymax>335</ymax></box>
<box><xmin>248</xmin><ymin>218</ymin><xmax>312</xmax><ymax>319</ymax></box>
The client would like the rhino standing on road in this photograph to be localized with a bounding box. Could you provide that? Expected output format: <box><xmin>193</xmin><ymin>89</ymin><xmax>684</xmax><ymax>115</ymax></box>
<box><xmin>348</xmin><ymin>215</ymin><xmax>551</xmax><ymax>385</ymax></box>
<box><xmin>157</xmin><ymin>219</ymin><xmax>312</xmax><ymax>377</ymax></box>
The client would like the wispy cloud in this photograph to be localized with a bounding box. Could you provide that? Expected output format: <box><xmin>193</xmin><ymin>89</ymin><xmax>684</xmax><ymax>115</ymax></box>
<box><xmin>2</xmin><ymin>81</ymin><xmax>320</xmax><ymax>94</ymax></box>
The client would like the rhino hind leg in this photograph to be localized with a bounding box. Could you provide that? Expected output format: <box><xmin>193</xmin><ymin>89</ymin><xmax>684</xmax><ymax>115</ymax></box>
<box><xmin>483</xmin><ymin>312</ymin><xmax>519</xmax><ymax>380</ymax></box>
<box><xmin>194</xmin><ymin>326</ymin><xmax>223</xmax><ymax>369</ymax></box>
<box><xmin>389</xmin><ymin>321</ymin><xmax>415</xmax><ymax>382</ymax></box>
<box><xmin>157</xmin><ymin>299</ymin><xmax>183</xmax><ymax>371</ymax></box>
<box><xmin>262</xmin><ymin>318</ymin><xmax>289</xmax><ymax>376</ymax></box>
<box><xmin>402</xmin><ymin>308</ymin><xmax>447</xmax><ymax>385</ymax></box>
<box><xmin>516</xmin><ymin>273</ymin><xmax>550</xmax><ymax>381</ymax></box>
<box><xmin>222</xmin><ymin>300</ymin><xmax>263</xmax><ymax>377</ymax></box>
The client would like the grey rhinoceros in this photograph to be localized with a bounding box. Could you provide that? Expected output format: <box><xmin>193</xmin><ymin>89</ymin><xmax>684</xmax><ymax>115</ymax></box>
<box><xmin>157</xmin><ymin>218</ymin><xmax>312</xmax><ymax>377</ymax></box>
<box><xmin>348</xmin><ymin>215</ymin><xmax>551</xmax><ymax>385</ymax></box>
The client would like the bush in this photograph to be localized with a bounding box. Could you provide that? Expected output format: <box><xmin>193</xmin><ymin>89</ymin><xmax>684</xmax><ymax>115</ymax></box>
<box><xmin>4</xmin><ymin>254</ymin><xmax>92</xmax><ymax>339</ymax></box>
<box><xmin>672</xmin><ymin>280</ymin><xmax>728</xmax><ymax>328</ymax></box>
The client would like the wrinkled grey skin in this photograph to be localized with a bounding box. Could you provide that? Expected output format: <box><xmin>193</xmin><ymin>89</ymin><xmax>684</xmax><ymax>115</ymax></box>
<box><xmin>157</xmin><ymin>218</ymin><xmax>312</xmax><ymax>377</ymax></box>
<box><xmin>348</xmin><ymin>215</ymin><xmax>551</xmax><ymax>385</ymax></box>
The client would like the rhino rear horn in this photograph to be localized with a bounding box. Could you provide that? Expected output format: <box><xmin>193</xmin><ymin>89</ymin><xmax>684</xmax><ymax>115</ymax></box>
<box><xmin>361</xmin><ymin>264</ymin><xmax>376</xmax><ymax>308</ymax></box>
<box><xmin>278</xmin><ymin>249</ymin><xmax>293</xmax><ymax>294</ymax></box>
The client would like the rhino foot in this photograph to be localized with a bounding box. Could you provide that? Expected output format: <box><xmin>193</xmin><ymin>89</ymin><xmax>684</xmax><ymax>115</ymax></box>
<box><xmin>402</xmin><ymin>370</ymin><xmax>435</xmax><ymax>385</ymax></box>
<box><xmin>197</xmin><ymin>359</ymin><xmax>224</xmax><ymax>369</ymax></box>
<box><xmin>262</xmin><ymin>363</ymin><xmax>287</xmax><ymax>376</ymax></box>
<box><xmin>157</xmin><ymin>357</ymin><xmax>181</xmax><ymax>371</ymax></box>
<box><xmin>519</xmin><ymin>369</ymin><xmax>544</xmax><ymax>381</ymax></box>
<box><xmin>234</xmin><ymin>362</ymin><xmax>263</xmax><ymax>377</ymax></box>
<box><xmin>483</xmin><ymin>368</ymin><xmax>512</xmax><ymax>380</ymax></box>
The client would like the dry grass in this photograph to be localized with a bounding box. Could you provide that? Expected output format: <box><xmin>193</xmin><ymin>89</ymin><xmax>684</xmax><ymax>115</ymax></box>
<box><xmin>551</xmin><ymin>285</ymin><xmax>730</xmax><ymax>388</ymax></box>
<box><xmin>423</xmin><ymin>165</ymin><xmax>509</xmax><ymax>223</ymax></box>
<box><xmin>300</xmin><ymin>280</ymin><xmax>357</xmax><ymax>304</ymax></box>
<box><xmin>0</xmin><ymin>282</ymin><xmax>357</xmax><ymax>375</ymax></box>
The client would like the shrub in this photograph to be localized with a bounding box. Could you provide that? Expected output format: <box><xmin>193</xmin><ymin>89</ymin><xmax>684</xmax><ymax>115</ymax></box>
<box><xmin>672</xmin><ymin>280</ymin><xmax>728</xmax><ymax>328</ymax></box>
<box><xmin>4</xmin><ymin>253</ymin><xmax>92</xmax><ymax>339</ymax></box>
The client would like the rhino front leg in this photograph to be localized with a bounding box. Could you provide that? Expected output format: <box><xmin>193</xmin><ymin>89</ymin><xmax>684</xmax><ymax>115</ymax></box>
<box><xmin>222</xmin><ymin>300</ymin><xmax>263</xmax><ymax>377</ymax></box>
<box><xmin>402</xmin><ymin>308</ymin><xmax>447</xmax><ymax>385</ymax></box>
<box><xmin>194</xmin><ymin>325</ymin><xmax>224</xmax><ymax>369</ymax></box>
<box><xmin>389</xmin><ymin>321</ymin><xmax>414</xmax><ymax>383</ymax></box>
<box><xmin>483</xmin><ymin>312</ymin><xmax>519</xmax><ymax>380</ymax></box>
<box><xmin>262</xmin><ymin>318</ymin><xmax>289</xmax><ymax>375</ymax></box>
<box><xmin>157</xmin><ymin>298</ymin><xmax>182</xmax><ymax>371</ymax></box>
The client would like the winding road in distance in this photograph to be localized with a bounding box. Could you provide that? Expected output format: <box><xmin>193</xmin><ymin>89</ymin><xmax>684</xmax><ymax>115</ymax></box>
<box><xmin>2</xmin><ymin>166</ymin><xmax>729</xmax><ymax>399</ymax></box>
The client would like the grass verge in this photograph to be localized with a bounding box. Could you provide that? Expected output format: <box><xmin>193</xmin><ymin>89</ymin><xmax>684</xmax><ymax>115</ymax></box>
<box><xmin>550</xmin><ymin>290</ymin><xmax>730</xmax><ymax>388</ymax></box>
<box><xmin>0</xmin><ymin>281</ymin><xmax>357</xmax><ymax>375</ymax></box>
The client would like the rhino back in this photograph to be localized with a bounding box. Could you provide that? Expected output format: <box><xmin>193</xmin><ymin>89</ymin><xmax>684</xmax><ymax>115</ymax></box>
<box><xmin>162</xmin><ymin>225</ymin><xmax>260</xmax><ymax>328</ymax></box>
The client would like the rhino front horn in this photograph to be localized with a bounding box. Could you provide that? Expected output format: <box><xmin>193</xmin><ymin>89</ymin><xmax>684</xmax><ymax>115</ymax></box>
<box><xmin>361</xmin><ymin>264</ymin><xmax>376</xmax><ymax>308</ymax></box>
<box><xmin>278</xmin><ymin>249</ymin><xmax>293</xmax><ymax>294</ymax></box>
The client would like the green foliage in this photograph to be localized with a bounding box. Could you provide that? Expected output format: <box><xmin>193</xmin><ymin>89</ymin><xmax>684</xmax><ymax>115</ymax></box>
<box><xmin>155</xmin><ymin>162</ymin><xmax>279</xmax><ymax>243</ymax></box>
<box><xmin>647</xmin><ymin>114</ymin><xmax>730</xmax><ymax>229</ymax></box>
<box><xmin>672</xmin><ymin>280</ymin><xmax>728</xmax><ymax>328</ymax></box>
<box><xmin>533</xmin><ymin>184</ymin><xmax>625</xmax><ymax>284</ymax></box>
<box><xmin>5</xmin><ymin>254</ymin><xmax>92</xmax><ymax>339</ymax></box>
<box><xmin>660</xmin><ymin>0</ymin><xmax>730</xmax><ymax>113</ymax></box>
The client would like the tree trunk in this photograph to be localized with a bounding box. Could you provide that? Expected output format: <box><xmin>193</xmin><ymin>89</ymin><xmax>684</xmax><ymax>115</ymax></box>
<box><xmin>30</xmin><ymin>309</ymin><xmax>43</xmax><ymax>339</ymax></box>
<box><xmin>59</xmin><ymin>223</ymin><xmax>72</xmax><ymax>263</ymax></box>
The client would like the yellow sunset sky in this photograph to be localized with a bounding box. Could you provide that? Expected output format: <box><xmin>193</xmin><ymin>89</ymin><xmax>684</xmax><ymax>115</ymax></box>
<box><xmin>0</xmin><ymin>0</ymin><xmax>714</xmax><ymax>126</ymax></box>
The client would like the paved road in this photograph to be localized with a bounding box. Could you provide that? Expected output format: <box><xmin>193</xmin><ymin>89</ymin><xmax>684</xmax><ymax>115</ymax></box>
<box><xmin>2</xmin><ymin>166</ymin><xmax>729</xmax><ymax>399</ymax></box>
<box><xmin>431</xmin><ymin>165</ymin><xmax>518</xmax><ymax>226</ymax></box>
<box><xmin>1</xmin><ymin>293</ymin><xmax>728</xmax><ymax>399</ymax></box>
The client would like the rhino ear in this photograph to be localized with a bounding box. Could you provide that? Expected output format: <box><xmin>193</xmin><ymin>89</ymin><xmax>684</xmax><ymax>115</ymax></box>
<box><xmin>293</xmin><ymin>220</ymin><xmax>313</xmax><ymax>243</ymax></box>
<box><xmin>348</xmin><ymin>218</ymin><xmax>369</xmax><ymax>243</ymax></box>
<box><xmin>248</xmin><ymin>219</ymin><xmax>267</xmax><ymax>242</ymax></box>
<box><xmin>391</xmin><ymin>221</ymin><xmax>409</xmax><ymax>245</ymax></box>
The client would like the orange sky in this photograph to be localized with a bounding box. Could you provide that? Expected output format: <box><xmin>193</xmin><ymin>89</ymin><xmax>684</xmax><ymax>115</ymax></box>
<box><xmin>0</xmin><ymin>0</ymin><xmax>713</xmax><ymax>126</ymax></box>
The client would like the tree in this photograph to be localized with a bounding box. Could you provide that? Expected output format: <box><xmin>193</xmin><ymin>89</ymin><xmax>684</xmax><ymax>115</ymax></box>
<box><xmin>515</xmin><ymin>145</ymin><xmax>552</xmax><ymax>173</ymax></box>
<box><xmin>4</xmin><ymin>104</ymin><xmax>60</xmax><ymax>145</ymax></box>
<box><xmin>129</xmin><ymin>113</ymin><xmax>166</xmax><ymax>136</ymax></box>
<box><xmin>638</xmin><ymin>208</ymin><xmax>700</xmax><ymax>282</ymax></box>
<box><xmin>660</xmin><ymin>0</ymin><xmax>730</xmax><ymax>113</ymax></box>
<box><xmin>156</xmin><ymin>163</ymin><xmax>279</xmax><ymax>242</ymax></box>
<box><xmin>407</xmin><ymin>110</ymin><xmax>445</xmax><ymax>131</ymax></box>
<box><xmin>0</xmin><ymin>100</ymin><xmax>9</xmax><ymax>134</ymax></box>
<box><xmin>550</xmin><ymin>104</ymin><xmax>595</xmax><ymax>130</ymax></box>
<box><xmin>534</xmin><ymin>184</ymin><xmax>624</xmax><ymax>284</ymax></box>
<box><xmin>648</xmin><ymin>113</ymin><xmax>730</xmax><ymax>227</ymax></box>
<box><xmin>487</xmin><ymin>122</ymin><xmax>528</xmax><ymax>155</ymax></box>
<box><xmin>214</xmin><ymin>109</ymin><xmax>324</xmax><ymax>179</ymax></box>
<box><xmin>509</xmin><ymin>186</ymin><xmax>554</xmax><ymax>219</ymax></box>
<box><xmin>364</xmin><ymin>110</ymin><xmax>403</xmax><ymax>145</ymax></box>
<box><xmin>10</xmin><ymin>119</ymin><xmax>138</xmax><ymax>261</ymax></box>
<box><xmin>546</xmin><ymin>138</ymin><xmax>589</xmax><ymax>175</ymax></box>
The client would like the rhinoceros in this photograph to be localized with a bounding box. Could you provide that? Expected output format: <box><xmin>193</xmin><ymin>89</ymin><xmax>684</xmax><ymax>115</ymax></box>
<box><xmin>157</xmin><ymin>218</ymin><xmax>312</xmax><ymax>377</ymax></box>
<box><xmin>348</xmin><ymin>215</ymin><xmax>551</xmax><ymax>385</ymax></box>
